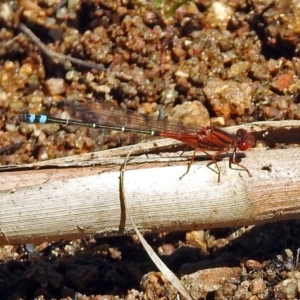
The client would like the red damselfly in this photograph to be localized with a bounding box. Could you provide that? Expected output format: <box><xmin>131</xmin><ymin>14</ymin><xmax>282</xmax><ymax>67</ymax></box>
<box><xmin>19</xmin><ymin>99</ymin><xmax>254</xmax><ymax>181</ymax></box>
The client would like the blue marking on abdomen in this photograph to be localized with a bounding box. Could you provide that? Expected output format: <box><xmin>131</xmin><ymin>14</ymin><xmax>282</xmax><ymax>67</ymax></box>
<box><xmin>38</xmin><ymin>115</ymin><xmax>48</xmax><ymax>124</ymax></box>
<box><xmin>28</xmin><ymin>114</ymin><xmax>37</xmax><ymax>123</ymax></box>
<box><xmin>28</xmin><ymin>114</ymin><xmax>48</xmax><ymax>124</ymax></box>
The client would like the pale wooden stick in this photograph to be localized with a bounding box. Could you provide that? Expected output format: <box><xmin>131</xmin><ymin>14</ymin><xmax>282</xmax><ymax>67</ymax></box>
<box><xmin>0</xmin><ymin>145</ymin><xmax>299</xmax><ymax>245</ymax></box>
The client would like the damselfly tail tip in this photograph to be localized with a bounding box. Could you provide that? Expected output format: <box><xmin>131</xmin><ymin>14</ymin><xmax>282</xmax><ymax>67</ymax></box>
<box><xmin>18</xmin><ymin>114</ymin><xmax>27</xmax><ymax>123</ymax></box>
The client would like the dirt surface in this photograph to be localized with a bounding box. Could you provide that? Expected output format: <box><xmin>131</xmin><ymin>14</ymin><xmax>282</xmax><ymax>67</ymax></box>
<box><xmin>1</xmin><ymin>0</ymin><xmax>300</xmax><ymax>299</ymax></box>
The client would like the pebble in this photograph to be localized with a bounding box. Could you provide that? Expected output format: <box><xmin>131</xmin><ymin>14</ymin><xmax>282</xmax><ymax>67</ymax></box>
<box><xmin>181</xmin><ymin>267</ymin><xmax>242</xmax><ymax>299</ymax></box>
<box><xmin>203</xmin><ymin>78</ymin><xmax>252</xmax><ymax>119</ymax></box>
<box><xmin>274</xmin><ymin>278</ymin><xmax>299</xmax><ymax>299</ymax></box>
<box><xmin>168</xmin><ymin>101</ymin><xmax>210</xmax><ymax>127</ymax></box>
<box><xmin>205</xmin><ymin>1</ymin><xmax>233</xmax><ymax>29</ymax></box>
<box><xmin>45</xmin><ymin>78</ymin><xmax>66</xmax><ymax>95</ymax></box>
<box><xmin>250</xmin><ymin>278</ymin><xmax>266</xmax><ymax>295</ymax></box>
<box><xmin>271</xmin><ymin>73</ymin><xmax>294</xmax><ymax>93</ymax></box>
<box><xmin>186</xmin><ymin>230</ymin><xmax>208</xmax><ymax>255</ymax></box>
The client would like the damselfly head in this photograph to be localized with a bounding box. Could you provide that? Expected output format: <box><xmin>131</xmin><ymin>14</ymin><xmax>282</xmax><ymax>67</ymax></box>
<box><xmin>236</xmin><ymin>128</ymin><xmax>255</xmax><ymax>151</ymax></box>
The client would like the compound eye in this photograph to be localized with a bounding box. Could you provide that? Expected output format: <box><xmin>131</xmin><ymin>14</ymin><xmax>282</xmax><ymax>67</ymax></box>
<box><xmin>237</xmin><ymin>129</ymin><xmax>255</xmax><ymax>151</ymax></box>
<box><xmin>239</xmin><ymin>141</ymin><xmax>250</xmax><ymax>151</ymax></box>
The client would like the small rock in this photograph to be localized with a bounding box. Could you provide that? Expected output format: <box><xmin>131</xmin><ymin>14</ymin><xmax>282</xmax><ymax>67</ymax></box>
<box><xmin>181</xmin><ymin>267</ymin><xmax>242</xmax><ymax>299</ymax></box>
<box><xmin>169</xmin><ymin>101</ymin><xmax>210</xmax><ymax>127</ymax></box>
<box><xmin>45</xmin><ymin>78</ymin><xmax>66</xmax><ymax>95</ymax></box>
<box><xmin>203</xmin><ymin>78</ymin><xmax>252</xmax><ymax>119</ymax></box>
<box><xmin>250</xmin><ymin>278</ymin><xmax>266</xmax><ymax>294</ymax></box>
<box><xmin>186</xmin><ymin>230</ymin><xmax>208</xmax><ymax>255</ymax></box>
<box><xmin>245</xmin><ymin>259</ymin><xmax>263</xmax><ymax>271</ymax></box>
<box><xmin>204</xmin><ymin>1</ymin><xmax>233</xmax><ymax>29</ymax></box>
<box><xmin>274</xmin><ymin>278</ymin><xmax>299</xmax><ymax>299</ymax></box>
<box><xmin>271</xmin><ymin>73</ymin><xmax>293</xmax><ymax>92</ymax></box>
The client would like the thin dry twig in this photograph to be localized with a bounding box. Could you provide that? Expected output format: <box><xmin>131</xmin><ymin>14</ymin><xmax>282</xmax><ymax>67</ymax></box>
<box><xmin>18</xmin><ymin>22</ymin><xmax>107</xmax><ymax>72</ymax></box>
<box><xmin>119</xmin><ymin>148</ymin><xmax>194</xmax><ymax>300</ymax></box>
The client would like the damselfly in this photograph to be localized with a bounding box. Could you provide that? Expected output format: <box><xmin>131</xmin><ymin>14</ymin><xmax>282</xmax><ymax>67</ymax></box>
<box><xmin>19</xmin><ymin>99</ymin><xmax>254</xmax><ymax>181</ymax></box>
